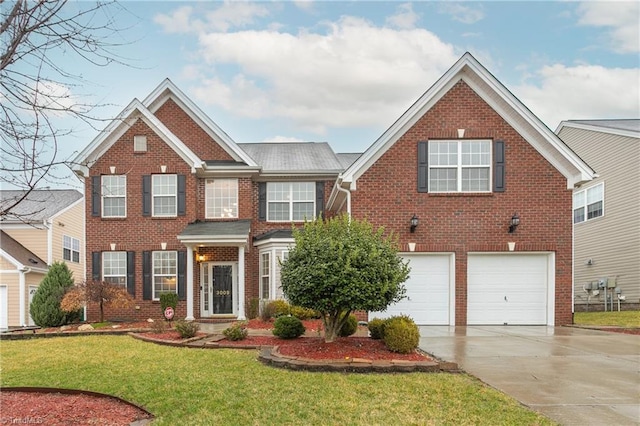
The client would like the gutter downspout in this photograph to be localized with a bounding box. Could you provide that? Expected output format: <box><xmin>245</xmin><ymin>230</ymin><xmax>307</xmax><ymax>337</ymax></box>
<box><xmin>19</xmin><ymin>267</ymin><xmax>31</xmax><ymax>327</ymax></box>
<box><xmin>335</xmin><ymin>184</ymin><xmax>351</xmax><ymax>217</ymax></box>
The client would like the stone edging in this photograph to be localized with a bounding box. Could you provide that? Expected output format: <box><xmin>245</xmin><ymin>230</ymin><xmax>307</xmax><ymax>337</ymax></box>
<box><xmin>128</xmin><ymin>332</ymin><xmax>208</xmax><ymax>346</ymax></box>
<box><xmin>0</xmin><ymin>329</ymin><xmax>150</xmax><ymax>341</ymax></box>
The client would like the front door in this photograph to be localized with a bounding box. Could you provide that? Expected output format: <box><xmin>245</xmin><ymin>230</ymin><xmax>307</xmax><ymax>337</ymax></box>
<box><xmin>201</xmin><ymin>263</ymin><xmax>235</xmax><ymax>316</ymax></box>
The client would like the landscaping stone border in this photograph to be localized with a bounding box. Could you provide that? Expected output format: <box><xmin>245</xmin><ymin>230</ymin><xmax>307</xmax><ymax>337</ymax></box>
<box><xmin>0</xmin><ymin>329</ymin><xmax>149</xmax><ymax>341</ymax></box>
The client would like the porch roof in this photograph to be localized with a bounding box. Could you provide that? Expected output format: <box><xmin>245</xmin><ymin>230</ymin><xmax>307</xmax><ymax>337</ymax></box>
<box><xmin>177</xmin><ymin>220</ymin><xmax>251</xmax><ymax>246</ymax></box>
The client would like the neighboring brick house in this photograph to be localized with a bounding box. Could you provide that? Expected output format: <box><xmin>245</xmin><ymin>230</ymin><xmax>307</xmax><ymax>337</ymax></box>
<box><xmin>73</xmin><ymin>52</ymin><xmax>594</xmax><ymax>326</ymax></box>
<box><xmin>0</xmin><ymin>190</ymin><xmax>85</xmax><ymax>328</ymax></box>
<box><xmin>556</xmin><ymin>120</ymin><xmax>639</xmax><ymax>311</ymax></box>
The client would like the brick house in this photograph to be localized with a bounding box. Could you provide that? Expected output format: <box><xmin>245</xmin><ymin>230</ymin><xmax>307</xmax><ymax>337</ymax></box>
<box><xmin>73</xmin><ymin>53</ymin><xmax>594</xmax><ymax>325</ymax></box>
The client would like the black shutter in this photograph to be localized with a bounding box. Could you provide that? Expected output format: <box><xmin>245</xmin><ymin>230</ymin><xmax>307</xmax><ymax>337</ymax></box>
<box><xmin>315</xmin><ymin>181</ymin><xmax>325</xmax><ymax>218</ymax></box>
<box><xmin>494</xmin><ymin>140</ymin><xmax>506</xmax><ymax>192</ymax></box>
<box><xmin>91</xmin><ymin>176</ymin><xmax>101</xmax><ymax>216</ymax></box>
<box><xmin>177</xmin><ymin>251</ymin><xmax>186</xmax><ymax>301</ymax></box>
<box><xmin>258</xmin><ymin>182</ymin><xmax>267</xmax><ymax>221</ymax></box>
<box><xmin>177</xmin><ymin>175</ymin><xmax>186</xmax><ymax>216</ymax></box>
<box><xmin>418</xmin><ymin>141</ymin><xmax>428</xmax><ymax>192</ymax></box>
<box><xmin>142</xmin><ymin>175</ymin><xmax>151</xmax><ymax>216</ymax></box>
<box><xmin>126</xmin><ymin>251</ymin><xmax>135</xmax><ymax>297</ymax></box>
<box><xmin>92</xmin><ymin>252</ymin><xmax>101</xmax><ymax>281</ymax></box>
<box><xmin>142</xmin><ymin>251</ymin><xmax>152</xmax><ymax>300</ymax></box>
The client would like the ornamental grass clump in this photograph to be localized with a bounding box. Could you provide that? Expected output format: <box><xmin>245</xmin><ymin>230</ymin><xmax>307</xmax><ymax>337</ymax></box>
<box><xmin>174</xmin><ymin>320</ymin><xmax>200</xmax><ymax>339</ymax></box>
<box><xmin>383</xmin><ymin>315</ymin><xmax>420</xmax><ymax>354</ymax></box>
<box><xmin>272</xmin><ymin>316</ymin><xmax>305</xmax><ymax>339</ymax></box>
<box><xmin>223</xmin><ymin>322</ymin><xmax>248</xmax><ymax>341</ymax></box>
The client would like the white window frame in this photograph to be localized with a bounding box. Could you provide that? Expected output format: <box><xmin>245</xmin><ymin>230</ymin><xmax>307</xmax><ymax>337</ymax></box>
<box><xmin>152</xmin><ymin>251</ymin><xmax>178</xmax><ymax>300</ymax></box>
<box><xmin>102</xmin><ymin>251</ymin><xmax>126</xmax><ymax>286</ymax></box>
<box><xmin>205</xmin><ymin>179</ymin><xmax>239</xmax><ymax>219</ymax></box>
<box><xmin>266</xmin><ymin>182</ymin><xmax>315</xmax><ymax>222</ymax></box>
<box><xmin>134</xmin><ymin>135</ymin><xmax>147</xmax><ymax>152</ymax></box>
<box><xmin>152</xmin><ymin>174</ymin><xmax>177</xmax><ymax>217</ymax></box>
<box><xmin>63</xmin><ymin>235</ymin><xmax>80</xmax><ymax>263</ymax></box>
<box><xmin>101</xmin><ymin>175</ymin><xmax>126</xmax><ymax>218</ymax></box>
<box><xmin>574</xmin><ymin>182</ymin><xmax>604</xmax><ymax>224</ymax></box>
<box><xmin>428</xmin><ymin>140</ymin><xmax>492</xmax><ymax>193</ymax></box>
<box><xmin>260</xmin><ymin>252</ymin><xmax>270</xmax><ymax>300</ymax></box>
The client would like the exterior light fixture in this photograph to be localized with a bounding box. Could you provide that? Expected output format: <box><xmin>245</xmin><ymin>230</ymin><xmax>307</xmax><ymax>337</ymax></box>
<box><xmin>410</xmin><ymin>214</ymin><xmax>419</xmax><ymax>233</ymax></box>
<box><xmin>508</xmin><ymin>213</ymin><xmax>520</xmax><ymax>233</ymax></box>
<box><xmin>197</xmin><ymin>253</ymin><xmax>206</xmax><ymax>262</ymax></box>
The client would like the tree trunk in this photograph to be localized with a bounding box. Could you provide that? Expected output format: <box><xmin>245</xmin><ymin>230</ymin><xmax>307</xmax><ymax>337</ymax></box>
<box><xmin>323</xmin><ymin>310</ymin><xmax>351</xmax><ymax>343</ymax></box>
<box><xmin>99</xmin><ymin>301</ymin><xmax>104</xmax><ymax>323</ymax></box>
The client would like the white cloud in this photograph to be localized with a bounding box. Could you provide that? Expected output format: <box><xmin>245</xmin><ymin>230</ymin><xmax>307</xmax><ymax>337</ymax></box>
<box><xmin>438</xmin><ymin>3</ymin><xmax>484</xmax><ymax>24</ymax></box>
<box><xmin>386</xmin><ymin>3</ymin><xmax>419</xmax><ymax>30</ymax></box>
<box><xmin>154</xmin><ymin>1</ymin><xmax>270</xmax><ymax>34</ymax></box>
<box><xmin>577</xmin><ymin>1</ymin><xmax>639</xmax><ymax>53</ymax></box>
<box><xmin>514</xmin><ymin>64</ymin><xmax>640</xmax><ymax>128</ymax></box>
<box><xmin>261</xmin><ymin>135</ymin><xmax>306</xmax><ymax>143</ymax></box>
<box><xmin>183</xmin><ymin>15</ymin><xmax>458</xmax><ymax>134</ymax></box>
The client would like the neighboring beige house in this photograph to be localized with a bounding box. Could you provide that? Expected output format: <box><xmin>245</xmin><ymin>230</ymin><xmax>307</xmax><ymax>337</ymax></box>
<box><xmin>556</xmin><ymin>120</ymin><xmax>640</xmax><ymax>311</ymax></box>
<box><xmin>0</xmin><ymin>190</ymin><xmax>84</xmax><ymax>328</ymax></box>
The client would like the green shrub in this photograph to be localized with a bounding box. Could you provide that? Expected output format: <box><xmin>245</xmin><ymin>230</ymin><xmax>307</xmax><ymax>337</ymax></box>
<box><xmin>30</xmin><ymin>262</ymin><xmax>80</xmax><ymax>327</ymax></box>
<box><xmin>270</xmin><ymin>299</ymin><xmax>291</xmax><ymax>317</ymax></box>
<box><xmin>223</xmin><ymin>322</ymin><xmax>248</xmax><ymax>341</ymax></box>
<box><xmin>248</xmin><ymin>298</ymin><xmax>260</xmax><ymax>320</ymax></box>
<box><xmin>160</xmin><ymin>293</ymin><xmax>179</xmax><ymax>319</ymax></box>
<box><xmin>150</xmin><ymin>320</ymin><xmax>167</xmax><ymax>334</ymax></box>
<box><xmin>290</xmin><ymin>305</ymin><xmax>320</xmax><ymax>320</ymax></box>
<box><xmin>383</xmin><ymin>315</ymin><xmax>420</xmax><ymax>354</ymax></box>
<box><xmin>367</xmin><ymin>318</ymin><xmax>386</xmax><ymax>339</ymax></box>
<box><xmin>338</xmin><ymin>314</ymin><xmax>358</xmax><ymax>337</ymax></box>
<box><xmin>272</xmin><ymin>316</ymin><xmax>305</xmax><ymax>339</ymax></box>
<box><xmin>174</xmin><ymin>320</ymin><xmax>200</xmax><ymax>339</ymax></box>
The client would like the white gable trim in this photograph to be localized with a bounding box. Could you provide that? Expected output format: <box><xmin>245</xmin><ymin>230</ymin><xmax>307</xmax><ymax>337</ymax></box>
<box><xmin>0</xmin><ymin>249</ymin><xmax>47</xmax><ymax>273</ymax></box>
<box><xmin>341</xmin><ymin>52</ymin><xmax>595</xmax><ymax>190</ymax></box>
<box><xmin>143</xmin><ymin>79</ymin><xmax>258</xmax><ymax>167</ymax></box>
<box><xmin>72</xmin><ymin>99</ymin><xmax>202</xmax><ymax>176</ymax></box>
<box><xmin>556</xmin><ymin>121</ymin><xmax>640</xmax><ymax>139</ymax></box>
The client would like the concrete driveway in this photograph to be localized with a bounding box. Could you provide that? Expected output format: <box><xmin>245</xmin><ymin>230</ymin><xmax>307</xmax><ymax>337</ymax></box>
<box><xmin>419</xmin><ymin>326</ymin><xmax>639</xmax><ymax>425</ymax></box>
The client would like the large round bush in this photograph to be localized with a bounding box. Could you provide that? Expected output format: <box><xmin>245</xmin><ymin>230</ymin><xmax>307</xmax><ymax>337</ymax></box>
<box><xmin>272</xmin><ymin>316</ymin><xmax>305</xmax><ymax>339</ymax></box>
<box><xmin>383</xmin><ymin>315</ymin><xmax>420</xmax><ymax>354</ymax></box>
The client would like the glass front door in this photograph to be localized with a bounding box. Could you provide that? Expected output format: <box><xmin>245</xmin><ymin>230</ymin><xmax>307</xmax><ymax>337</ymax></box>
<box><xmin>201</xmin><ymin>263</ymin><xmax>235</xmax><ymax>316</ymax></box>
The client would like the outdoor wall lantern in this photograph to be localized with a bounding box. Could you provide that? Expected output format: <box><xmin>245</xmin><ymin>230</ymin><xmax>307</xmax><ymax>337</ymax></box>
<box><xmin>508</xmin><ymin>213</ymin><xmax>520</xmax><ymax>233</ymax></box>
<box><xmin>197</xmin><ymin>253</ymin><xmax>206</xmax><ymax>262</ymax></box>
<box><xmin>410</xmin><ymin>214</ymin><xmax>419</xmax><ymax>233</ymax></box>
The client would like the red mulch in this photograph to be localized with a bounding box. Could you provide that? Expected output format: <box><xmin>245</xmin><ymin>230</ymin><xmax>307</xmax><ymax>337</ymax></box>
<box><xmin>144</xmin><ymin>330</ymin><xmax>207</xmax><ymax>340</ymax></box>
<box><xmin>245</xmin><ymin>318</ymin><xmax>323</xmax><ymax>331</ymax></box>
<box><xmin>0</xmin><ymin>391</ymin><xmax>152</xmax><ymax>425</ymax></box>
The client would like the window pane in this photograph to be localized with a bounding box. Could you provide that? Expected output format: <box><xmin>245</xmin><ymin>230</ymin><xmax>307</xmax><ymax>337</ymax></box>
<box><xmin>462</xmin><ymin>141</ymin><xmax>490</xmax><ymax>166</ymax></box>
<box><xmin>293</xmin><ymin>202</ymin><xmax>314</xmax><ymax>220</ymax></box>
<box><xmin>462</xmin><ymin>168</ymin><xmax>490</xmax><ymax>191</ymax></box>
<box><xmin>206</xmin><ymin>179</ymin><xmax>238</xmax><ymax>218</ymax></box>
<box><xmin>429</xmin><ymin>141</ymin><xmax>457</xmax><ymax>166</ymax></box>
<box><xmin>267</xmin><ymin>182</ymin><xmax>288</xmax><ymax>201</ymax></box>
<box><xmin>573</xmin><ymin>207</ymin><xmax>585</xmax><ymax>224</ymax></box>
<box><xmin>103</xmin><ymin>252</ymin><xmax>126</xmax><ymax>286</ymax></box>
<box><xmin>153</xmin><ymin>251</ymin><xmax>177</xmax><ymax>298</ymax></box>
<box><xmin>291</xmin><ymin>182</ymin><xmax>314</xmax><ymax>201</ymax></box>
<box><xmin>154</xmin><ymin>196</ymin><xmax>176</xmax><ymax>216</ymax></box>
<box><xmin>587</xmin><ymin>184</ymin><xmax>603</xmax><ymax>204</ymax></box>
<box><xmin>72</xmin><ymin>251</ymin><xmax>80</xmax><ymax>263</ymax></box>
<box><xmin>429</xmin><ymin>168</ymin><xmax>457</xmax><ymax>191</ymax></box>
<box><xmin>103</xmin><ymin>198</ymin><xmax>125</xmax><ymax>217</ymax></box>
<box><xmin>63</xmin><ymin>248</ymin><xmax>71</xmax><ymax>261</ymax></box>
<box><xmin>268</xmin><ymin>202</ymin><xmax>289</xmax><ymax>221</ymax></box>
<box><xmin>573</xmin><ymin>191</ymin><xmax>585</xmax><ymax>209</ymax></box>
<box><xmin>587</xmin><ymin>201</ymin><xmax>602</xmax><ymax>219</ymax></box>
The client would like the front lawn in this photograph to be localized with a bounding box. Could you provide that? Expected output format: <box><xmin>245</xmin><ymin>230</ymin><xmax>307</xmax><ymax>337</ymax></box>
<box><xmin>574</xmin><ymin>310</ymin><xmax>640</xmax><ymax>328</ymax></box>
<box><xmin>0</xmin><ymin>336</ymin><xmax>554</xmax><ymax>425</ymax></box>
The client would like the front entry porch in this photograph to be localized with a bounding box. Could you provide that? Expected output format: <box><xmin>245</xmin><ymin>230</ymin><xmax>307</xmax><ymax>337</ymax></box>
<box><xmin>200</xmin><ymin>262</ymin><xmax>237</xmax><ymax>317</ymax></box>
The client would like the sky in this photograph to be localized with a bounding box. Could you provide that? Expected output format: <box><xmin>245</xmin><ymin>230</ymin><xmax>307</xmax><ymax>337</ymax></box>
<box><xmin>34</xmin><ymin>1</ymin><xmax>640</xmax><ymax>170</ymax></box>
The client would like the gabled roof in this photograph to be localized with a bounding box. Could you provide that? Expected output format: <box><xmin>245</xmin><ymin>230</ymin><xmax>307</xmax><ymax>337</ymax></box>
<box><xmin>556</xmin><ymin>119</ymin><xmax>640</xmax><ymax>139</ymax></box>
<box><xmin>336</xmin><ymin>153</ymin><xmax>362</xmax><ymax>169</ymax></box>
<box><xmin>0</xmin><ymin>190</ymin><xmax>83</xmax><ymax>223</ymax></box>
<box><xmin>143</xmin><ymin>79</ymin><xmax>257</xmax><ymax>167</ymax></box>
<box><xmin>0</xmin><ymin>230</ymin><xmax>48</xmax><ymax>272</ymax></box>
<box><xmin>177</xmin><ymin>219</ymin><xmax>251</xmax><ymax>246</ymax></box>
<box><xmin>72</xmin><ymin>98</ymin><xmax>202</xmax><ymax>177</ymax></box>
<box><xmin>340</xmin><ymin>52</ymin><xmax>596</xmax><ymax>190</ymax></box>
<box><xmin>72</xmin><ymin>79</ymin><xmax>258</xmax><ymax>177</ymax></box>
<box><xmin>239</xmin><ymin>142</ymin><xmax>344</xmax><ymax>176</ymax></box>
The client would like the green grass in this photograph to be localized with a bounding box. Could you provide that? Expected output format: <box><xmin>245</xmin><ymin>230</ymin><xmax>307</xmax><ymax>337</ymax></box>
<box><xmin>0</xmin><ymin>336</ymin><xmax>555</xmax><ymax>425</ymax></box>
<box><xmin>574</xmin><ymin>310</ymin><xmax>640</xmax><ymax>328</ymax></box>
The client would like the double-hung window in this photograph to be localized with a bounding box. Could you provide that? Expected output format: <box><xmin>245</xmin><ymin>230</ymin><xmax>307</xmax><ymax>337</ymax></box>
<box><xmin>101</xmin><ymin>175</ymin><xmax>126</xmax><ymax>217</ymax></box>
<box><xmin>573</xmin><ymin>183</ymin><xmax>604</xmax><ymax>223</ymax></box>
<box><xmin>102</xmin><ymin>252</ymin><xmax>126</xmax><ymax>286</ymax></box>
<box><xmin>153</xmin><ymin>251</ymin><xmax>177</xmax><ymax>299</ymax></box>
<box><xmin>152</xmin><ymin>175</ymin><xmax>177</xmax><ymax>217</ymax></box>
<box><xmin>267</xmin><ymin>182</ymin><xmax>315</xmax><ymax>221</ymax></box>
<box><xmin>260</xmin><ymin>252</ymin><xmax>270</xmax><ymax>299</ymax></box>
<box><xmin>63</xmin><ymin>235</ymin><xmax>80</xmax><ymax>263</ymax></box>
<box><xmin>205</xmin><ymin>179</ymin><xmax>238</xmax><ymax>218</ymax></box>
<box><xmin>428</xmin><ymin>140</ymin><xmax>491</xmax><ymax>192</ymax></box>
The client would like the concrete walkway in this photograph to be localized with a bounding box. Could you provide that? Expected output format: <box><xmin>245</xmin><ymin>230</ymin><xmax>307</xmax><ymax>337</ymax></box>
<box><xmin>419</xmin><ymin>326</ymin><xmax>639</xmax><ymax>425</ymax></box>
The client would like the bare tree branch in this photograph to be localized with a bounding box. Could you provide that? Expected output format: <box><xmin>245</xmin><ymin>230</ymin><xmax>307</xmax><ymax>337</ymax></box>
<box><xmin>1</xmin><ymin>0</ymin><xmax>136</xmax><ymax>218</ymax></box>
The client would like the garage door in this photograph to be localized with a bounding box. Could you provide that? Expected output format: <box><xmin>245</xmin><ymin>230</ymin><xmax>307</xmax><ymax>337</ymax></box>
<box><xmin>467</xmin><ymin>254</ymin><xmax>552</xmax><ymax>325</ymax></box>
<box><xmin>370</xmin><ymin>254</ymin><xmax>453</xmax><ymax>325</ymax></box>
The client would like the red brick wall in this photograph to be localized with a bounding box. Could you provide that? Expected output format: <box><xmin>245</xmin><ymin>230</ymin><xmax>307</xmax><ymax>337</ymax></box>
<box><xmin>351</xmin><ymin>81</ymin><xmax>573</xmax><ymax>325</ymax></box>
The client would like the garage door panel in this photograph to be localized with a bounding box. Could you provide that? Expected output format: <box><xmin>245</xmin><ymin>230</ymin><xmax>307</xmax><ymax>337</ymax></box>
<box><xmin>370</xmin><ymin>254</ymin><xmax>451</xmax><ymax>325</ymax></box>
<box><xmin>468</xmin><ymin>254</ymin><xmax>549</xmax><ymax>325</ymax></box>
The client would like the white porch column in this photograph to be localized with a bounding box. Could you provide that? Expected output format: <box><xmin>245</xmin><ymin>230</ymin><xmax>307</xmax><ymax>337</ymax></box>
<box><xmin>185</xmin><ymin>245</ymin><xmax>195</xmax><ymax>320</ymax></box>
<box><xmin>237</xmin><ymin>245</ymin><xmax>246</xmax><ymax>320</ymax></box>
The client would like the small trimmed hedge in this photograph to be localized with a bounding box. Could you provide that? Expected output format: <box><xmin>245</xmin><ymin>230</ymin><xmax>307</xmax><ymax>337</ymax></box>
<box><xmin>272</xmin><ymin>316</ymin><xmax>305</xmax><ymax>339</ymax></box>
<box><xmin>367</xmin><ymin>318</ymin><xmax>386</xmax><ymax>339</ymax></box>
<box><xmin>338</xmin><ymin>314</ymin><xmax>358</xmax><ymax>337</ymax></box>
<box><xmin>382</xmin><ymin>315</ymin><xmax>420</xmax><ymax>354</ymax></box>
<box><xmin>223</xmin><ymin>322</ymin><xmax>248</xmax><ymax>341</ymax></box>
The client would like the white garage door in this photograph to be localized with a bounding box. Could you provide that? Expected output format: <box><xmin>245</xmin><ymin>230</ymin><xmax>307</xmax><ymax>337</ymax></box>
<box><xmin>0</xmin><ymin>286</ymin><xmax>7</xmax><ymax>330</ymax></box>
<box><xmin>467</xmin><ymin>254</ymin><xmax>552</xmax><ymax>325</ymax></box>
<box><xmin>370</xmin><ymin>254</ymin><xmax>453</xmax><ymax>325</ymax></box>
